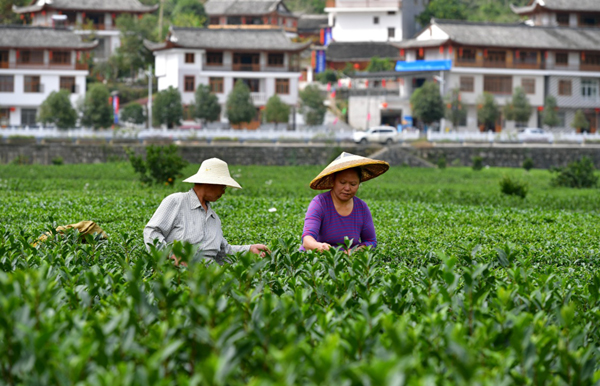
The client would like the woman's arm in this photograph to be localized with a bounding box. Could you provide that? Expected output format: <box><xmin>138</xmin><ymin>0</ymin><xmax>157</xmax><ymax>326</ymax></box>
<box><xmin>302</xmin><ymin>235</ymin><xmax>332</xmax><ymax>252</ymax></box>
<box><xmin>359</xmin><ymin>203</ymin><xmax>377</xmax><ymax>248</ymax></box>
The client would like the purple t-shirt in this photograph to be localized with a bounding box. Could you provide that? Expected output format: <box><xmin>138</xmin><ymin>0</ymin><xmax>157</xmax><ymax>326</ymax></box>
<box><xmin>300</xmin><ymin>191</ymin><xmax>377</xmax><ymax>251</ymax></box>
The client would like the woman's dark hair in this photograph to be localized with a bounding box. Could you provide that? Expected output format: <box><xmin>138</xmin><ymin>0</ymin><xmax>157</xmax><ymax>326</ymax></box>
<box><xmin>333</xmin><ymin>167</ymin><xmax>362</xmax><ymax>182</ymax></box>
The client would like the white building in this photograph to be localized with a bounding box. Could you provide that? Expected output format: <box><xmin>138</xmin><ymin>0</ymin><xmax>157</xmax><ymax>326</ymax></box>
<box><xmin>145</xmin><ymin>27</ymin><xmax>309</xmax><ymax>128</ymax></box>
<box><xmin>0</xmin><ymin>25</ymin><xmax>96</xmax><ymax>127</ymax></box>
<box><xmin>324</xmin><ymin>0</ymin><xmax>427</xmax><ymax>42</ymax></box>
<box><xmin>13</xmin><ymin>0</ymin><xmax>157</xmax><ymax>61</ymax></box>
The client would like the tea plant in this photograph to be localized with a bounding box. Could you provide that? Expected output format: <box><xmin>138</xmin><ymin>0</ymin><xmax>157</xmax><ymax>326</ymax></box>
<box><xmin>551</xmin><ymin>156</ymin><xmax>598</xmax><ymax>188</ymax></box>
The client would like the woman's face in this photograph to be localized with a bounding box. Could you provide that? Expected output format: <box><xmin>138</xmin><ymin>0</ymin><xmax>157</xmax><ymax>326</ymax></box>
<box><xmin>331</xmin><ymin>169</ymin><xmax>360</xmax><ymax>203</ymax></box>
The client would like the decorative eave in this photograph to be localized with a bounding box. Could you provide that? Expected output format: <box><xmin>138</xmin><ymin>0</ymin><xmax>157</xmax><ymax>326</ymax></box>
<box><xmin>14</xmin><ymin>1</ymin><xmax>158</xmax><ymax>14</ymax></box>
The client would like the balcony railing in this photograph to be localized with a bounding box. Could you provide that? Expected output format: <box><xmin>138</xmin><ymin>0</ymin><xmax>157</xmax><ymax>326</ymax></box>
<box><xmin>251</xmin><ymin>92</ymin><xmax>267</xmax><ymax>104</ymax></box>
<box><xmin>0</xmin><ymin>62</ymin><xmax>86</xmax><ymax>70</ymax></box>
<box><xmin>326</xmin><ymin>0</ymin><xmax>401</xmax><ymax>8</ymax></box>
<box><xmin>204</xmin><ymin>63</ymin><xmax>300</xmax><ymax>72</ymax></box>
<box><xmin>454</xmin><ymin>59</ymin><xmax>600</xmax><ymax>72</ymax></box>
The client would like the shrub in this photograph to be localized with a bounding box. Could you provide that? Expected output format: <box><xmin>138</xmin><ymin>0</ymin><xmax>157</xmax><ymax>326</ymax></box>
<box><xmin>126</xmin><ymin>144</ymin><xmax>188</xmax><ymax>186</ymax></box>
<box><xmin>472</xmin><ymin>156</ymin><xmax>483</xmax><ymax>171</ymax></box>
<box><xmin>10</xmin><ymin>155</ymin><xmax>30</xmax><ymax>165</ymax></box>
<box><xmin>499</xmin><ymin>175</ymin><xmax>528</xmax><ymax>198</ymax></box>
<box><xmin>52</xmin><ymin>156</ymin><xmax>64</xmax><ymax>166</ymax></box>
<box><xmin>120</xmin><ymin>103</ymin><xmax>146</xmax><ymax>125</ymax></box>
<box><xmin>522</xmin><ymin>157</ymin><xmax>534</xmax><ymax>171</ymax></box>
<box><xmin>550</xmin><ymin>157</ymin><xmax>598</xmax><ymax>188</ymax></box>
<box><xmin>38</xmin><ymin>90</ymin><xmax>78</xmax><ymax>129</ymax></box>
<box><xmin>436</xmin><ymin>156</ymin><xmax>446</xmax><ymax>169</ymax></box>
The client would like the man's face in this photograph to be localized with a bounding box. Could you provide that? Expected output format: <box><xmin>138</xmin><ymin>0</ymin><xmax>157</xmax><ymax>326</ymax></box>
<box><xmin>204</xmin><ymin>184</ymin><xmax>226</xmax><ymax>202</ymax></box>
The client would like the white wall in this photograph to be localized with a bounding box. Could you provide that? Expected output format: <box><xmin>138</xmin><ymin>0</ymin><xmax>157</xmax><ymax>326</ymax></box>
<box><xmin>331</xmin><ymin>12</ymin><xmax>402</xmax><ymax>42</ymax></box>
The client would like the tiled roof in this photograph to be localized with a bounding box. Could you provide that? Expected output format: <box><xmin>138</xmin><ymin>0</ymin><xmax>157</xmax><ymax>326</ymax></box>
<box><xmin>297</xmin><ymin>14</ymin><xmax>328</xmax><ymax>32</ymax></box>
<box><xmin>512</xmin><ymin>0</ymin><xmax>600</xmax><ymax>14</ymax></box>
<box><xmin>145</xmin><ymin>27</ymin><xmax>310</xmax><ymax>51</ymax></box>
<box><xmin>0</xmin><ymin>25</ymin><xmax>97</xmax><ymax>49</ymax></box>
<box><xmin>326</xmin><ymin>41</ymin><xmax>399</xmax><ymax>62</ymax></box>
<box><xmin>205</xmin><ymin>0</ymin><xmax>291</xmax><ymax>16</ymax></box>
<box><xmin>14</xmin><ymin>0</ymin><xmax>158</xmax><ymax>14</ymax></box>
<box><xmin>399</xmin><ymin>19</ymin><xmax>600</xmax><ymax>51</ymax></box>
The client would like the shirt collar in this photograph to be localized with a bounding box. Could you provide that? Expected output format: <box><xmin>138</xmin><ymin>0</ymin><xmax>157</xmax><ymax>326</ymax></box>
<box><xmin>187</xmin><ymin>188</ymin><xmax>216</xmax><ymax>217</ymax></box>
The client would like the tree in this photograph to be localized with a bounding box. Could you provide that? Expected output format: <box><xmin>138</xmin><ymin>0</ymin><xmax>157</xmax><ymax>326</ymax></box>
<box><xmin>171</xmin><ymin>0</ymin><xmax>206</xmax><ymax>27</ymax></box>
<box><xmin>316</xmin><ymin>69</ymin><xmax>338</xmax><ymax>84</ymax></box>
<box><xmin>445</xmin><ymin>88</ymin><xmax>466</xmax><ymax>130</ymax></box>
<box><xmin>153</xmin><ymin>86</ymin><xmax>183</xmax><ymax>128</ymax></box>
<box><xmin>477</xmin><ymin>92</ymin><xmax>500</xmax><ymax>132</ymax></box>
<box><xmin>571</xmin><ymin>109</ymin><xmax>590</xmax><ymax>133</ymax></box>
<box><xmin>542</xmin><ymin>96</ymin><xmax>560</xmax><ymax>129</ymax></box>
<box><xmin>366</xmin><ymin>57</ymin><xmax>395</xmax><ymax>72</ymax></box>
<box><xmin>264</xmin><ymin>95</ymin><xmax>290</xmax><ymax>129</ymax></box>
<box><xmin>194</xmin><ymin>84</ymin><xmax>221</xmax><ymax>124</ymax></box>
<box><xmin>299</xmin><ymin>84</ymin><xmax>326</xmax><ymax>126</ymax></box>
<box><xmin>226</xmin><ymin>80</ymin><xmax>256</xmax><ymax>126</ymax></box>
<box><xmin>120</xmin><ymin>103</ymin><xmax>146</xmax><ymax>125</ymax></box>
<box><xmin>417</xmin><ymin>0</ymin><xmax>467</xmax><ymax>27</ymax></box>
<box><xmin>80</xmin><ymin>83</ymin><xmax>113</xmax><ymax>129</ymax></box>
<box><xmin>114</xmin><ymin>14</ymin><xmax>157</xmax><ymax>79</ymax></box>
<box><xmin>38</xmin><ymin>90</ymin><xmax>77</xmax><ymax>129</ymax></box>
<box><xmin>503</xmin><ymin>86</ymin><xmax>532</xmax><ymax>127</ymax></box>
<box><xmin>0</xmin><ymin>0</ymin><xmax>28</xmax><ymax>24</ymax></box>
<box><xmin>410</xmin><ymin>81</ymin><xmax>444</xmax><ymax>128</ymax></box>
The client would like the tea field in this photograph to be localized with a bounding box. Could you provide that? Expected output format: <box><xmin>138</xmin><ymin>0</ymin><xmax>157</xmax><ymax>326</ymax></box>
<box><xmin>1</xmin><ymin>163</ymin><xmax>600</xmax><ymax>385</ymax></box>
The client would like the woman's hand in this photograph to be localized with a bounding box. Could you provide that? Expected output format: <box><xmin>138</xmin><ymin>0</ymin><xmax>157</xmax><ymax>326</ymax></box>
<box><xmin>315</xmin><ymin>242</ymin><xmax>332</xmax><ymax>252</ymax></box>
<box><xmin>250</xmin><ymin>244</ymin><xmax>270</xmax><ymax>257</ymax></box>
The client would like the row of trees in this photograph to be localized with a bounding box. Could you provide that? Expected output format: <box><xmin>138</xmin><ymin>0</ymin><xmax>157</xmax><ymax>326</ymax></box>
<box><xmin>410</xmin><ymin>81</ymin><xmax>591</xmax><ymax>131</ymax></box>
<box><xmin>38</xmin><ymin>80</ymin><xmax>329</xmax><ymax>129</ymax></box>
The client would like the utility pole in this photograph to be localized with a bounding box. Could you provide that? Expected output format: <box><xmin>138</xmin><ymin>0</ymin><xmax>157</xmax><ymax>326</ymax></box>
<box><xmin>147</xmin><ymin>65</ymin><xmax>153</xmax><ymax>129</ymax></box>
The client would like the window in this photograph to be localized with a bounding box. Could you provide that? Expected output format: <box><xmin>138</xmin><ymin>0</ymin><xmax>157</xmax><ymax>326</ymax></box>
<box><xmin>373</xmin><ymin>16</ymin><xmax>379</xmax><ymax>24</ymax></box>
<box><xmin>0</xmin><ymin>108</ymin><xmax>9</xmax><ymax>126</ymax></box>
<box><xmin>234</xmin><ymin>78</ymin><xmax>259</xmax><ymax>92</ymax></box>
<box><xmin>0</xmin><ymin>50</ymin><xmax>8</xmax><ymax>68</ymax></box>
<box><xmin>0</xmin><ymin>75</ymin><xmax>14</xmax><ymax>92</ymax></box>
<box><xmin>248</xmin><ymin>17</ymin><xmax>263</xmax><ymax>25</ymax></box>
<box><xmin>21</xmin><ymin>108</ymin><xmax>37</xmax><ymax>126</ymax></box>
<box><xmin>209</xmin><ymin>17</ymin><xmax>220</xmax><ymax>25</ymax></box>
<box><xmin>185</xmin><ymin>53</ymin><xmax>195</xmax><ymax>64</ymax></box>
<box><xmin>483</xmin><ymin>75</ymin><xmax>512</xmax><ymax>94</ymax></box>
<box><xmin>580</xmin><ymin>13</ymin><xmax>600</xmax><ymax>27</ymax></box>
<box><xmin>227</xmin><ymin>16</ymin><xmax>241</xmax><ymax>25</ymax></box>
<box><xmin>24</xmin><ymin>76</ymin><xmax>41</xmax><ymax>93</ymax></box>
<box><xmin>556</xmin><ymin>13</ymin><xmax>569</xmax><ymax>26</ymax></box>
<box><xmin>557</xmin><ymin>112</ymin><xmax>566</xmax><ymax>128</ymax></box>
<box><xmin>521</xmin><ymin>78</ymin><xmax>535</xmax><ymax>94</ymax></box>
<box><xmin>60</xmin><ymin>76</ymin><xmax>76</xmax><ymax>93</ymax></box>
<box><xmin>459</xmin><ymin>76</ymin><xmax>474</xmax><ymax>92</ymax></box>
<box><xmin>275</xmin><ymin>78</ymin><xmax>289</xmax><ymax>94</ymax></box>
<box><xmin>387</xmin><ymin>11</ymin><xmax>396</xmax><ymax>15</ymax></box>
<box><xmin>51</xmin><ymin>51</ymin><xmax>71</xmax><ymax>65</ymax></box>
<box><xmin>555</xmin><ymin>52</ymin><xmax>568</xmax><ymax>66</ymax></box>
<box><xmin>416</xmin><ymin>49</ymin><xmax>425</xmax><ymax>60</ymax></box>
<box><xmin>19</xmin><ymin>50</ymin><xmax>44</xmax><ymax>64</ymax></box>
<box><xmin>458</xmin><ymin>48</ymin><xmax>476</xmax><ymax>62</ymax></box>
<box><xmin>558</xmin><ymin>79</ymin><xmax>572</xmax><ymax>96</ymax></box>
<box><xmin>581</xmin><ymin>79</ymin><xmax>598</xmax><ymax>99</ymax></box>
<box><xmin>486</xmin><ymin>50</ymin><xmax>506</xmax><ymax>64</ymax></box>
<box><xmin>582</xmin><ymin>53</ymin><xmax>600</xmax><ymax>66</ymax></box>
<box><xmin>209</xmin><ymin>77</ymin><xmax>224</xmax><ymax>93</ymax></box>
<box><xmin>184</xmin><ymin>75</ymin><xmax>195</xmax><ymax>92</ymax></box>
<box><xmin>206</xmin><ymin>51</ymin><xmax>223</xmax><ymax>66</ymax></box>
<box><xmin>388</xmin><ymin>28</ymin><xmax>395</xmax><ymax>39</ymax></box>
<box><xmin>268</xmin><ymin>53</ymin><xmax>284</xmax><ymax>67</ymax></box>
<box><xmin>514</xmin><ymin>50</ymin><xmax>537</xmax><ymax>64</ymax></box>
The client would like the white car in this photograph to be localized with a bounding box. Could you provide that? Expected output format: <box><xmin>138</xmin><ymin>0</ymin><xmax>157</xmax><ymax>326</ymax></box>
<box><xmin>353</xmin><ymin>126</ymin><xmax>399</xmax><ymax>144</ymax></box>
<box><xmin>518</xmin><ymin>128</ymin><xmax>553</xmax><ymax>143</ymax></box>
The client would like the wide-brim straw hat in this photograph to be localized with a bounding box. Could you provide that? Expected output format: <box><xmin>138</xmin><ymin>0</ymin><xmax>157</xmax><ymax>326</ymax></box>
<box><xmin>183</xmin><ymin>158</ymin><xmax>242</xmax><ymax>189</ymax></box>
<box><xmin>310</xmin><ymin>152</ymin><xmax>389</xmax><ymax>190</ymax></box>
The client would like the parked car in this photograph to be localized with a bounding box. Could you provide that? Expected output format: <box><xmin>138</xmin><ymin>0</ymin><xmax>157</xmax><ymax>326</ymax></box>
<box><xmin>353</xmin><ymin>126</ymin><xmax>399</xmax><ymax>144</ymax></box>
<box><xmin>518</xmin><ymin>128</ymin><xmax>553</xmax><ymax>143</ymax></box>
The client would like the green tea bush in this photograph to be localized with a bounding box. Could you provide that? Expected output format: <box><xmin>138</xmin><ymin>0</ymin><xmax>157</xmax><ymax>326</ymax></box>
<box><xmin>550</xmin><ymin>156</ymin><xmax>598</xmax><ymax>188</ymax></box>
<box><xmin>126</xmin><ymin>144</ymin><xmax>188</xmax><ymax>186</ymax></box>
<box><xmin>51</xmin><ymin>156</ymin><xmax>64</xmax><ymax>166</ymax></box>
<box><xmin>499</xmin><ymin>174</ymin><xmax>528</xmax><ymax>198</ymax></box>
<box><xmin>472</xmin><ymin>156</ymin><xmax>483</xmax><ymax>171</ymax></box>
<box><xmin>436</xmin><ymin>156</ymin><xmax>446</xmax><ymax>169</ymax></box>
<box><xmin>522</xmin><ymin>157</ymin><xmax>534</xmax><ymax>171</ymax></box>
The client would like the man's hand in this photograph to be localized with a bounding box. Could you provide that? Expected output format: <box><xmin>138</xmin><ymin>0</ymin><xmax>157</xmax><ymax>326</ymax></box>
<box><xmin>250</xmin><ymin>244</ymin><xmax>269</xmax><ymax>257</ymax></box>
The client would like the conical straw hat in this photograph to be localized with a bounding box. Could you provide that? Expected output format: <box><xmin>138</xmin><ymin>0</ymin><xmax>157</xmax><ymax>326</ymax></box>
<box><xmin>310</xmin><ymin>152</ymin><xmax>389</xmax><ymax>190</ymax></box>
<box><xmin>183</xmin><ymin>158</ymin><xmax>242</xmax><ymax>189</ymax></box>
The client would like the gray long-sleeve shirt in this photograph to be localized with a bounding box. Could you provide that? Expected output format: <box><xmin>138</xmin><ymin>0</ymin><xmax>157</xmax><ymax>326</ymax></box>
<box><xmin>143</xmin><ymin>189</ymin><xmax>250</xmax><ymax>262</ymax></box>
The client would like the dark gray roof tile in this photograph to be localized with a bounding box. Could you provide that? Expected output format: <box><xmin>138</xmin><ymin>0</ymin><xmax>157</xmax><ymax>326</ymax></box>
<box><xmin>297</xmin><ymin>14</ymin><xmax>328</xmax><ymax>32</ymax></box>
<box><xmin>0</xmin><ymin>25</ymin><xmax>97</xmax><ymax>49</ymax></box>
<box><xmin>14</xmin><ymin>0</ymin><xmax>158</xmax><ymax>14</ymax></box>
<box><xmin>205</xmin><ymin>0</ymin><xmax>291</xmax><ymax>16</ymax></box>
<box><xmin>326</xmin><ymin>41</ymin><xmax>399</xmax><ymax>62</ymax></box>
